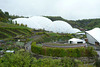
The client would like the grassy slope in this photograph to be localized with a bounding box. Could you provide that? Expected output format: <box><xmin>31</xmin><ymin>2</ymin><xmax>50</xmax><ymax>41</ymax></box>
<box><xmin>0</xmin><ymin>22</ymin><xmax>32</xmax><ymax>39</ymax></box>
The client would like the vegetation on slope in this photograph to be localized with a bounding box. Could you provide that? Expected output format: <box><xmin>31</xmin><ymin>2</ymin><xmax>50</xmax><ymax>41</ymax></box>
<box><xmin>0</xmin><ymin>9</ymin><xmax>26</xmax><ymax>23</ymax></box>
<box><xmin>0</xmin><ymin>51</ymin><xmax>79</xmax><ymax>67</ymax></box>
<box><xmin>0</xmin><ymin>9</ymin><xmax>32</xmax><ymax>39</ymax></box>
<box><xmin>0</xmin><ymin>27</ymin><xmax>32</xmax><ymax>39</ymax></box>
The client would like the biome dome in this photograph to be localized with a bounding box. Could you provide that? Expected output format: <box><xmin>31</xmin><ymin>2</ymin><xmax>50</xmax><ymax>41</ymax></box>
<box><xmin>13</xmin><ymin>16</ymin><xmax>81</xmax><ymax>33</ymax></box>
<box><xmin>28</xmin><ymin>16</ymin><xmax>52</xmax><ymax>29</ymax></box>
<box><xmin>72</xmin><ymin>28</ymin><xmax>81</xmax><ymax>33</ymax></box>
<box><xmin>46</xmin><ymin>21</ymin><xmax>73</xmax><ymax>33</ymax></box>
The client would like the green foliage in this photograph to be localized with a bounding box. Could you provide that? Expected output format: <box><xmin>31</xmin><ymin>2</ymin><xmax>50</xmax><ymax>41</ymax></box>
<box><xmin>37</xmin><ymin>44</ymin><xmax>43</xmax><ymax>47</ymax></box>
<box><xmin>6</xmin><ymin>42</ymin><xmax>13</xmax><ymax>45</ymax></box>
<box><xmin>61</xmin><ymin>57</ymin><xmax>78</xmax><ymax>67</ymax></box>
<box><xmin>31</xmin><ymin>44</ymin><xmax>97</xmax><ymax>57</ymax></box>
<box><xmin>0</xmin><ymin>27</ymin><xmax>32</xmax><ymax>39</ymax></box>
<box><xmin>0</xmin><ymin>31</ymin><xmax>11</xmax><ymax>39</ymax></box>
<box><xmin>94</xmin><ymin>59</ymin><xmax>100</xmax><ymax>67</ymax></box>
<box><xmin>76</xmin><ymin>19</ymin><xmax>100</xmax><ymax>30</ymax></box>
<box><xmin>0</xmin><ymin>51</ymin><xmax>32</xmax><ymax>67</ymax></box>
<box><xmin>0</xmin><ymin>51</ymin><xmax>79</xmax><ymax>67</ymax></box>
<box><xmin>0</xmin><ymin>9</ymin><xmax>26</xmax><ymax>24</ymax></box>
<box><xmin>46</xmin><ymin>33</ymin><xmax>60</xmax><ymax>36</ymax></box>
<box><xmin>16</xmin><ymin>42</ymin><xmax>24</xmax><ymax>48</ymax></box>
<box><xmin>33</xmin><ymin>33</ymin><xmax>73</xmax><ymax>44</ymax></box>
<box><xmin>31</xmin><ymin>42</ymin><xmax>42</xmax><ymax>54</ymax></box>
<box><xmin>36</xmin><ymin>32</ymin><xmax>45</xmax><ymax>35</ymax></box>
<box><xmin>44</xmin><ymin>16</ymin><xmax>100</xmax><ymax>30</ymax></box>
<box><xmin>0</xmin><ymin>47</ymin><xmax>3</xmax><ymax>50</ymax></box>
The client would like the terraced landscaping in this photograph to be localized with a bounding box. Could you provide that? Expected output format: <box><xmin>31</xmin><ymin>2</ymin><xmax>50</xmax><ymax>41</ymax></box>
<box><xmin>0</xmin><ymin>27</ymin><xmax>32</xmax><ymax>39</ymax></box>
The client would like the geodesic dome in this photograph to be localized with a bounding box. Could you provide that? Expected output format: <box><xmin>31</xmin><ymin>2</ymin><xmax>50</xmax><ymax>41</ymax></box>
<box><xmin>13</xmin><ymin>16</ymin><xmax>81</xmax><ymax>33</ymax></box>
<box><xmin>71</xmin><ymin>28</ymin><xmax>81</xmax><ymax>33</ymax></box>
<box><xmin>46</xmin><ymin>21</ymin><xmax>73</xmax><ymax>33</ymax></box>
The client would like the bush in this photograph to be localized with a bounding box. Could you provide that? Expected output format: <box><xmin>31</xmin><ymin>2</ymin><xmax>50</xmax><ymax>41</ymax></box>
<box><xmin>31</xmin><ymin>42</ymin><xmax>42</xmax><ymax>54</ymax></box>
<box><xmin>61</xmin><ymin>57</ymin><xmax>78</xmax><ymax>67</ymax></box>
<box><xmin>0</xmin><ymin>51</ymin><xmax>79</xmax><ymax>67</ymax></box>
<box><xmin>15</xmin><ymin>42</ymin><xmax>24</xmax><ymax>48</ymax></box>
<box><xmin>6</xmin><ymin>42</ymin><xmax>13</xmax><ymax>45</ymax></box>
<box><xmin>0</xmin><ymin>47</ymin><xmax>3</xmax><ymax>50</ymax></box>
<box><xmin>36</xmin><ymin>32</ymin><xmax>45</xmax><ymax>35</ymax></box>
<box><xmin>31</xmin><ymin>43</ymin><xmax>97</xmax><ymax>57</ymax></box>
<box><xmin>95</xmin><ymin>59</ymin><xmax>100</xmax><ymax>67</ymax></box>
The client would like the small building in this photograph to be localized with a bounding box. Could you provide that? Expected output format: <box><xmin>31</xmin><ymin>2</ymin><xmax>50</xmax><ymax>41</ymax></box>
<box><xmin>85</xmin><ymin>28</ymin><xmax>100</xmax><ymax>45</ymax></box>
<box><xmin>68</xmin><ymin>38</ymin><xmax>86</xmax><ymax>44</ymax></box>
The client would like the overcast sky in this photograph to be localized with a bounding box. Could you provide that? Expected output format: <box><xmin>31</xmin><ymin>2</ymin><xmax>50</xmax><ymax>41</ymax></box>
<box><xmin>0</xmin><ymin>0</ymin><xmax>100</xmax><ymax>20</ymax></box>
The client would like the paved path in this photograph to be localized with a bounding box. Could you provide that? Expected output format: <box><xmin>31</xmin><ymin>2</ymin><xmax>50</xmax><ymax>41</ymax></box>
<box><xmin>25</xmin><ymin>41</ymin><xmax>32</xmax><ymax>51</ymax></box>
<box><xmin>25</xmin><ymin>34</ymin><xmax>44</xmax><ymax>52</ymax></box>
<box><xmin>42</xmin><ymin>44</ymin><xmax>87</xmax><ymax>48</ymax></box>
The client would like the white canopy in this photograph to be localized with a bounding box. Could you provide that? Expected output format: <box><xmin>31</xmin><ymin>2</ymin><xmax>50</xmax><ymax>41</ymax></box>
<box><xmin>86</xmin><ymin>28</ymin><xmax>100</xmax><ymax>44</ymax></box>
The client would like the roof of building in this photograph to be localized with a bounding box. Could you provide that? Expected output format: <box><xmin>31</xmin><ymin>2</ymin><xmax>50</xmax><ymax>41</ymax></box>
<box><xmin>69</xmin><ymin>38</ymin><xmax>85</xmax><ymax>42</ymax></box>
<box><xmin>86</xmin><ymin>28</ymin><xmax>100</xmax><ymax>43</ymax></box>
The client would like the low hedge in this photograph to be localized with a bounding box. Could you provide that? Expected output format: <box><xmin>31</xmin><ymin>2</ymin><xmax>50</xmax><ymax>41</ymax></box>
<box><xmin>31</xmin><ymin>42</ymin><xmax>97</xmax><ymax>57</ymax></box>
<box><xmin>36</xmin><ymin>32</ymin><xmax>45</xmax><ymax>35</ymax></box>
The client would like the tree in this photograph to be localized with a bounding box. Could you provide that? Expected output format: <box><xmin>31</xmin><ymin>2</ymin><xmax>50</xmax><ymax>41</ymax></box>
<box><xmin>21</xmin><ymin>23</ymin><xmax>24</xmax><ymax>26</ymax></box>
<box><xmin>0</xmin><ymin>51</ymin><xmax>32</xmax><ymax>67</ymax></box>
<box><xmin>5</xmin><ymin>12</ymin><xmax>9</xmax><ymax>18</ymax></box>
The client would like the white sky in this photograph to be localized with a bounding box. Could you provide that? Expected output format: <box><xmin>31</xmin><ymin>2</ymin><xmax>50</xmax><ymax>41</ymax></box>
<box><xmin>0</xmin><ymin>0</ymin><xmax>100</xmax><ymax>20</ymax></box>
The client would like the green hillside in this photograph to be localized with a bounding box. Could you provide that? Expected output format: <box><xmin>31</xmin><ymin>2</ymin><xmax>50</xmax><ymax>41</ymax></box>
<box><xmin>0</xmin><ymin>9</ymin><xmax>25</xmax><ymax>23</ymax></box>
<box><xmin>0</xmin><ymin>27</ymin><xmax>32</xmax><ymax>39</ymax></box>
<box><xmin>75</xmin><ymin>19</ymin><xmax>100</xmax><ymax>30</ymax></box>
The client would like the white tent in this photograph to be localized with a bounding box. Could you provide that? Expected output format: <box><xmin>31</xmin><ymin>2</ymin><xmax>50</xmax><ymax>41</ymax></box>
<box><xmin>68</xmin><ymin>38</ymin><xmax>86</xmax><ymax>44</ymax></box>
<box><xmin>85</xmin><ymin>28</ymin><xmax>100</xmax><ymax>45</ymax></box>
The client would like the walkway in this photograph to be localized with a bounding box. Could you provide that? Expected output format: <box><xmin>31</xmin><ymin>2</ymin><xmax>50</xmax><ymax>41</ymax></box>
<box><xmin>25</xmin><ymin>41</ymin><xmax>32</xmax><ymax>52</ymax></box>
<box><xmin>42</xmin><ymin>44</ymin><xmax>87</xmax><ymax>48</ymax></box>
<box><xmin>25</xmin><ymin>34</ymin><xmax>44</xmax><ymax>52</ymax></box>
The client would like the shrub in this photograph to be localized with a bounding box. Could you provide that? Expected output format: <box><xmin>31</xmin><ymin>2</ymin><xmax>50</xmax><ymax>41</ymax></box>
<box><xmin>0</xmin><ymin>51</ymin><xmax>79</xmax><ymax>67</ymax></box>
<box><xmin>31</xmin><ymin>43</ymin><xmax>97</xmax><ymax>57</ymax></box>
<box><xmin>61</xmin><ymin>57</ymin><xmax>78</xmax><ymax>67</ymax></box>
<box><xmin>31</xmin><ymin>42</ymin><xmax>42</xmax><ymax>54</ymax></box>
<box><xmin>95</xmin><ymin>59</ymin><xmax>100</xmax><ymax>67</ymax></box>
<box><xmin>0</xmin><ymin>47</ymin><xmax>3</xmax><ymax>50</ymax></box>
<box><xmin>15</xmin><ymin>42</ymin><xmax>24</xmax><ymax>48</ymax></box>
<box><xmin>6</xmin><ymin>42</ymin><xmax>13</xmax><ymax>45</ymax></box>
<box><xmin>36</xmin><ymin>32</ymin><xmax>44</xmax><ymax>35</ymax></box>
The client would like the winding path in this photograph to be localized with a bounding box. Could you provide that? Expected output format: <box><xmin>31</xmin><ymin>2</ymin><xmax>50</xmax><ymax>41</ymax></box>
<box><xmin>42</xmin><ymin>44</ymin><xmax>87</xmax><ymax>48</ymax></box>
<box><xmin>25</xmin><ymin>41</ymin><xmax>32</xmax><ymax>52</ymax></box>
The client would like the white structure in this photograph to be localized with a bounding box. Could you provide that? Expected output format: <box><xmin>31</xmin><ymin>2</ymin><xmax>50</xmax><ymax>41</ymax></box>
<box><xmin>77</xmin><ymin>33</ymin><xmax>85</xmax><ymax>35</ymax></box>
<box><xmin>13</xmin><ymin>16</ymin><xmax>81</xmax><ymax>33</ymax></box>
<box><xmin>47</xmin><ymin>21</ymin><xmax>79</xmax><ymax>33</ymax></box>
<box><xmin>68</xmin><ymin>38</ymin><xmax>86</xmax><ymax>44</ymax></box>
<box><xmin>86</xmin><ymin>28</ymin><xmax>100</xmax><ymax>45</ymax></box>
<box><xmin>6</xmin><ymin>50</ymin><xmax>14</xmax><ymax>53</ymax></box>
